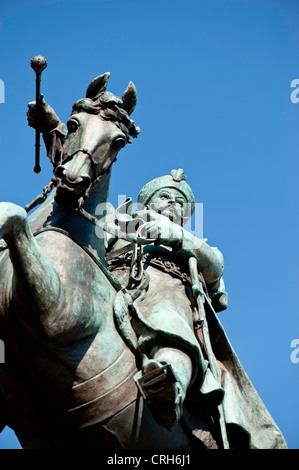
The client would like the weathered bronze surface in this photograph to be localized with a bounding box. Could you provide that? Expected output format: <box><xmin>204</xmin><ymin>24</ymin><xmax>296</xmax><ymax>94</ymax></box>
<box><xmin>0</xmin><ymin>66</ymin><xmax>287</xmax><ymax>449</ymax></box>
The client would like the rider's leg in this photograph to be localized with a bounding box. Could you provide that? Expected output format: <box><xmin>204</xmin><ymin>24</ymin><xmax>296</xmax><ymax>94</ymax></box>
<box><xmin>140</xmin><ymin>345</ymin><xmax>193</xmax><ymax>430</ymax></box>
<box><xmin>145</xmin><ymin>345</ymin><xmax>192</xmax><ymax>398</ymax></box>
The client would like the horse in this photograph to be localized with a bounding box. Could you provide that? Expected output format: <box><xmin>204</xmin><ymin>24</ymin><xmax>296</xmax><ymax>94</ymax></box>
<box><xmin>0</xmin><ymin>73</ymin><xmax>222</xmax><ymax>449</ymax></box>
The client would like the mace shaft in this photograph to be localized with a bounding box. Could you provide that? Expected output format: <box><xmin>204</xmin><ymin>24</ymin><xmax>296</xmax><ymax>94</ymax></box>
<box><xmin>30</xmin><ymin>55</ymin><xmax>47</xmax><ymax>174</ymax></box>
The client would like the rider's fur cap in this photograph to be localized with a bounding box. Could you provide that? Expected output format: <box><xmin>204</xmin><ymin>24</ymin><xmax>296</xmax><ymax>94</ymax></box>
<box><xmin>137</xmin><ymin>169</ymin><xmax>195</xmax><ymax>216</ymax></box>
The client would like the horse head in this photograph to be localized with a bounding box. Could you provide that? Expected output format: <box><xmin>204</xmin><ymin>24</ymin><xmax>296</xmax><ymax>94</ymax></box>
<box><xmin>53</xmin><ymin>73</ymin><xmax>139</xmax><ymax>208</ymax></box>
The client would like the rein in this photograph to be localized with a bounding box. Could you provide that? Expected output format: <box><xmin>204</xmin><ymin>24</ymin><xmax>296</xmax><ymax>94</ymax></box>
<box><xmin>76</xmin><ymin>206</ymin><xmax>154</xmax><ymax>246</ymax></box>
<box><xmin>0</xmin><ymin>183</ymin><xmax>154</xmax><ymax>254</ymax></box>
<box><xmin>22</xmin><ymin>184</ymin><xmax>154</xmax><ymax>246</ymax></box>
<box><xmin>2</xmin><ymin>144</ymin><xmax>155</xmax><ymax>281</ymax></box>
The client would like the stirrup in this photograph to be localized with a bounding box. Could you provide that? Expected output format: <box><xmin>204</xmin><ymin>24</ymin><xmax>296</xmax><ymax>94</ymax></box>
<box><xmin>134</xmin><ymin>364</ymin><xmax>184</xmax><ymax>430</ymax></box>
<box><xmin>134</xmin><ymin>363</ymin><xmax>177</xmax><ymax>402</ymax></box>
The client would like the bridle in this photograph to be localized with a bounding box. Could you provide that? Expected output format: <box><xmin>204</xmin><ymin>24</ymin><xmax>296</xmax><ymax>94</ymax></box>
<box><xmin>24</xmin><ymin>146</ymin><xmax>154</xmax><ymax>246</ymax></box>
<box><xmin>59</xmin><ymin>148</ymin><xmax>96</xmax><ymax>169</ymax></box>
<box><xmin>37</xmin><ymin>144</ymin><xmax>119</xmax><ymax>212</ymax></box>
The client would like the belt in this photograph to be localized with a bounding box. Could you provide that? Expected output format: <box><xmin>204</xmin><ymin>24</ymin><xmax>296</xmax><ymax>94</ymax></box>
<box><xmin>108</xmin><ymin>250</ymin><xmax>191</xmax><ymax>285</ymax></box>
<box><xmin>142</xmin><ymin>252</ymin><xmax>191</xmax><ymax>284</ymax></box>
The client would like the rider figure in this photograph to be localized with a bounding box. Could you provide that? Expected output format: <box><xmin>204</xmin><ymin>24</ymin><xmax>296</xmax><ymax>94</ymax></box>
<box><xmin>105</xmin><ymin>169</ymin><xmax>227</xmax><ymax>430</ymax></box>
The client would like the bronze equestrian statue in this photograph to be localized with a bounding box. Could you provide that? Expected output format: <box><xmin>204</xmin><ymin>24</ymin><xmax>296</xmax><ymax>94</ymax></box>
<box><xmin>0</xmin><ymin>69</ymin><xmax>287</xmax><ymax>449</ymax></box>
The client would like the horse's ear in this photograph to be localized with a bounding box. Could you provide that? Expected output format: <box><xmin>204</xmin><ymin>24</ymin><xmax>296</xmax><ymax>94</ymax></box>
<box><xmin>122</xmin><ymin>81</ymin><xmax>137</xmax><ymax>115</ymax></box>
<box><xmin>86</xmin><ymin>73</ymin><xmax>110</xmax><ymax>100</ymax></box>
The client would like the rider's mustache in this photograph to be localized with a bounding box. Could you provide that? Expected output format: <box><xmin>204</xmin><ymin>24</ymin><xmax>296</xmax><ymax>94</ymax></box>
<box><xmin>149</xmin><ymin>202</ymin><xmax>182</xmax><ymax>220</ymax></box>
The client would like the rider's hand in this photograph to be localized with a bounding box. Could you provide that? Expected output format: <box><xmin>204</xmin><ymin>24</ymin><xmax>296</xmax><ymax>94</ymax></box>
<box><xmin>134</xmin><ymin>209</ymin><xmax>184</xmax><ymax>248</ymax></box>
<box><xmin>27</xmin><ymin>94</ymin><xmax>61</xmax><ymax>134</ymax></box>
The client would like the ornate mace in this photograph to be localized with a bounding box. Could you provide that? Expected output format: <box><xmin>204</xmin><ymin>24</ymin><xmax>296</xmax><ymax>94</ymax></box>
<box><xmin>30</xmin><ymin>55</ymin><xmax>47</xmax><ymax>174</ymax></box>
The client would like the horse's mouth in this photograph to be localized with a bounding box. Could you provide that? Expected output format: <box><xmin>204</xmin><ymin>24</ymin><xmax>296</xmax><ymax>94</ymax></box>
<box><xmin>54</xmin><ymin>181</ymin><xmax>85</xmax><ymax>208</ymax></box>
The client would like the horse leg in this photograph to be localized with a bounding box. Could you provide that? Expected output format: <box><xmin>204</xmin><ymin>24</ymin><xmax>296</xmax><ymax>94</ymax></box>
<box><xmin>0</xmin><ymin>202</ymin><xmax>64</xmax><ymax>330</ymax></box>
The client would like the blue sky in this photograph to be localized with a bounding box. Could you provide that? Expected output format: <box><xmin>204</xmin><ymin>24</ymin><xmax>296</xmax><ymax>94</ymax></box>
<box><xmin>0</xmin><ymin>0</ymin><xmax>298</xmax><ymax>449</ymax></box>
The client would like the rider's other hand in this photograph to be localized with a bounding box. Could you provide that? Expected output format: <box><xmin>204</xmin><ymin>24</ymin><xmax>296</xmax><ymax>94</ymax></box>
<box><xmin>27</xmin><ymin>94</ymin><xmax>61</xmax><ymax>133</ymax></box>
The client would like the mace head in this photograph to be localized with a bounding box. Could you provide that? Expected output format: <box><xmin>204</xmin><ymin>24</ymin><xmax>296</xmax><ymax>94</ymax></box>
<box><xmin>30</xmin><ymin>55</ymin><xmax>47</xmax><ymax>74</ymax></box>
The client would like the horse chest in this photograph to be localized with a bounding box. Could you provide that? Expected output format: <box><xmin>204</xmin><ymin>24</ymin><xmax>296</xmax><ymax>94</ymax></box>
<box><xmin>40</xmin><ymin>232</ymin><xmax>116</xmax><ymax>319</ymax></box>
<box><xmin>1</xmin><ymin>232</ymin><xmax>117</xmax><ymax>345</ymax></box>
<box><xmin>0</xmin><ymin>241</ymin><xmax>128</xmax><ymax>386</ymax></box>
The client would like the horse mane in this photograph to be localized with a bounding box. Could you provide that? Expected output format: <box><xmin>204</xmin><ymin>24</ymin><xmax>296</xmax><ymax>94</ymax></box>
<box><xmin>71</xmin><ymin>92</ymin><xmax>140</xmax><ymax>142</ymax></box>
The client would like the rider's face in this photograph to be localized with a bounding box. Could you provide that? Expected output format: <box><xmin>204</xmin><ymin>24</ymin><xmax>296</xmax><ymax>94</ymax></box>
<box><xmin>148</xmin><ymin>188</ymin><xmax>186</xmax><ymax>225</ymax></box>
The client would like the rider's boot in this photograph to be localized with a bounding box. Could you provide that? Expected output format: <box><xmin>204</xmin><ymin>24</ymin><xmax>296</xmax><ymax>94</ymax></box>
<box><xmin>136</xmin><ymin>357</ymin><xmax>187</xmax><ymax>431</ymax></box>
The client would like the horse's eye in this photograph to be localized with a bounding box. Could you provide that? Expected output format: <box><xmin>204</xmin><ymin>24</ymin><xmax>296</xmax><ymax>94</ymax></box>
<box><xmin>67</xmin><ymin>120</ymin><xmax>79</xmax><ymax>134</ymax></box>
<box><xmin>113</xmin><ymin>137</ymin><xmax>126</xmax><ymax>150</ymax></box>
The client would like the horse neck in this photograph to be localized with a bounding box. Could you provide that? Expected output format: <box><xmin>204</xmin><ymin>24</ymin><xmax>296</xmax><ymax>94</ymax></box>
<box><xmin>28</xmin><ymin>171</ymin><xmax>112</xmax><ymax>262</ymax></box>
